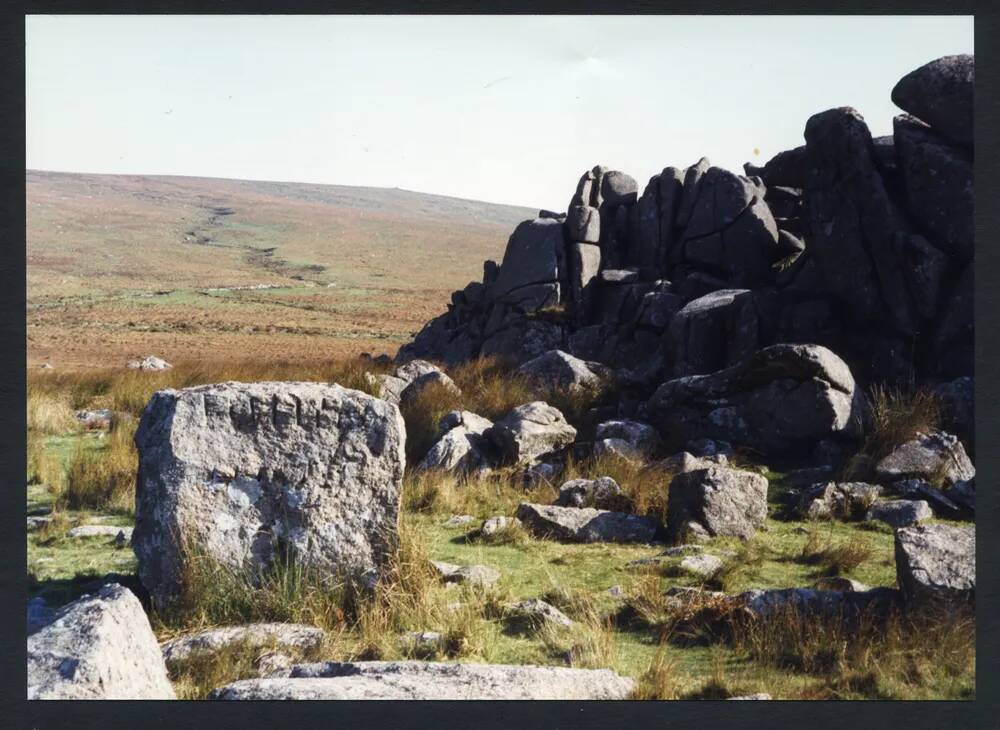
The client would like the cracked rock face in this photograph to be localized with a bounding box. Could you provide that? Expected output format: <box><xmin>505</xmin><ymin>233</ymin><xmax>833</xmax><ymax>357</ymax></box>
<box><xmin>648</xmin><ymin>344</ymin><xmax>863</xmax><ymax>455</ymax></box>
<box><xmin>28</xmin><ymin>584</ymin><xmax>175</xmax><ymax>700</ymax></box>
<box><xmin>666</xmin><ymin>465</ymin><xmax>769</xmax><ymax>540</ymax></box>
<box><xmin>133</xmin><ymin>381</ymin><xmax>406</xmax><ymax>607</ymax></box>
<box><xmin>484</xmin><ymin>401</ymin><xmax>577</xmax><ymax>466</ymax></box>
<box><xmin>894</xmin><ymin>524</ymin><xmax>975</xmax><ymax>608</ymax></box>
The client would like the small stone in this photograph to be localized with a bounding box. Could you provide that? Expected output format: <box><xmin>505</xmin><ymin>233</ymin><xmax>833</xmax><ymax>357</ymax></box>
<box><xmin>679</xmin><ymin>553</ymin><xmax>723</xmax><ymax>578</ymax></box>
<box><xmin>506</xmin><ymin>599</ymin><xmax>574</xmax><ymax>632</ymax></box>
<box><xmin>67</xmin><ymin>525</ymin><xmax>134</xmax><ymax>541</ymax></box>
<box><xmin>431</xmin><ymin>561</ymin><xmax>501</xmax><ymax>587</ymax></box>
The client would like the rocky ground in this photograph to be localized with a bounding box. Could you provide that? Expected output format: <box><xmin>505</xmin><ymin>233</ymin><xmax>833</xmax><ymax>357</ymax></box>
<box><xmin>26</xmin><ymin>54</ymin><xmax>975</xmax><ymax>701</ymax></box>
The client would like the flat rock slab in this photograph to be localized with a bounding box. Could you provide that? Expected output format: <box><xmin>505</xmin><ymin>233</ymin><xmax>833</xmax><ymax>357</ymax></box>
<box><xmin>874</xmin><ymin>430</ymin><xmax>974</xmax><ymax>487</ymax></box>
<box><xmin>895</xmin><ymin>524</ymin><xmax>975</xmax><ymax>608</ymax></box>
<box><xmin>506</xmin><ymin>599</ymin><xmax>574</xmax><ymax>631</ymax></box>
<box><xmin>431</xmin><ymin>561</ymin><xmax>501</xmax><ymax>587</ymax></box>
<box><xmin>133</xmin><ymin>381</ymin><xmax>406</xmax><ymax>606</ymax></box>
<box><xmin>516</xmin><ymin>503</ymin><xmax>660</xmax><ymax>543</ymax></box>
<box><xmin>67</xmin><ymin>525</ymin><xmax>133</xmax><ymax>540</ymax></box>
<box><xmin>161</xmin><ymin>623</ymin><xmax>326</xmax><ymax>664</ymax></box>
<box><xmin>210</xmin><ymin>661</ymin><xmax>635</xmax><ymax>700</ymax></box>
<box><xmin>28</xmin><ymin>584</ymin><xmax>175</xmax><ymax>699</ymax></box>
<box><xmin>680</xmin><ymin>553</ymin><xmax>723</xmax><ymax>578</ymax></box>
<box><xmin>865</xmin><ymin>499</ymin><xmax>932</xmax><ymax>528</ymax></box>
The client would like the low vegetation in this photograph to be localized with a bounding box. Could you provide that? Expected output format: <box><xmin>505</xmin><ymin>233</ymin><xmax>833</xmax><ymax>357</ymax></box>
<box><xmin>26</xmin><ymin>360</ymin><xmax>975</xmax><ymax>700</ymax></box>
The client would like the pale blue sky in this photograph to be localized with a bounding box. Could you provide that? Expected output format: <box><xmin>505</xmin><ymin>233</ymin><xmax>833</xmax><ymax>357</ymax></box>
<box><xmin>26</xmin><ymin>15</ymin><xmax>973</xmax><ymax>210</ymax></box>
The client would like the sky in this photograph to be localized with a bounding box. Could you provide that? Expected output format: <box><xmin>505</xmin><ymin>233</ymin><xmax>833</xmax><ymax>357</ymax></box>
<box><xmin>26</xmin><ymin>15</ymin><xmax>974</xmax><ymax>211</ymax></box>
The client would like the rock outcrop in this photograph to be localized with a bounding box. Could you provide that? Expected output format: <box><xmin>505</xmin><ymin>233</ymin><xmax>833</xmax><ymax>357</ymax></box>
<box><xmin>133</xmin><ymin>381</ymin><xmax>406</xmax><ymax>607</ymax></box>
<box><xmin>395</xmin><ymin>55</ymin><xmax>973</xmax><ymax>389</ymax></box>
<box><xmin>516</xmin><ymin>502</ymin><xmax>660</xmax><ymax>543</ymax></box>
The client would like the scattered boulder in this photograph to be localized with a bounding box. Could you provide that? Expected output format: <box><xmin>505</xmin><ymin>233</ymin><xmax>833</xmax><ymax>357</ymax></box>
<box><xmin>891</xmin><ymin>54</ymin><xmax>974</xmax><ymax>146</ymax></box>
<box><xmin>728</xmin><ymin>693</ymin><xmax>772</xmax><ymax>700</ymax></box>
<box><xmin>480</xmin><ymin>515</ymin><xmax>521</xmax><ymax>538</ymax></box>
<box><xmin>658</xmin><ymin>451</ymin><xmax>726</xmax><ymax>475</ymax></box>
<box><xmin>399</xmin><ymin>631</ymin><xmax>443</xmax><ymax>655</ymax></box>
<box><xmin>27</xmin><ymin>516</ymin><xmax>52</xmax><ymax>532</ymax></box>
<box><xmin>67</xmin><ymin>525</ymin><xmax>133</xmax><ymax>541</ymax></box>
<box><xmin>443</xmin><ymin>514</ymin><xmax>476</xmax><ymax>528</ymax></box>
<box><xmin>210</xmin><ymin>661</ymin><xmax>635</xmax><ymax>700</ymax></box>
<box><xmin>797</xmin><ymin>482</ymin><xmax>882</xmax><ymax>520</ymax></box>
<box><xmin>399</xmin><ymin>369</ymin><xmax>461</xmax><ymax>406</ymax></box>
<box><xmin>894</xmin><ymin>524</ymin><xmax>975</xmax><ymax>608</ymax></box>
<box><xmin>28</xmin><ymin>584</ymin><xmax>176</xmax><ymax>699</ymax></box>
<box><xmin>506</xmin><ymin>598</ymin><xmax>575</xmax><ymax>632</ymax></box>
<box><xmin>431</xmin><ymin>561</ymin><xmax>501</xmax><ymax>587</ymax></box>
<box><xmin>738</xmin><ymin>586</ymin><xmax>900</xmax><ymax>619</ymax></box>
<box><xmin>133</xmin><ymin>381</ymin><xmax>406</xmax><ymax>607</ymax></box>
<box><xmin>873</xmin><ymin>430</ymin><xmax>974</xmax><ymax>486</ymax></box>
<box><xmin>74</xmin><ymin>409</ymin><xmax>113</xmax><ymax>430</ymax></box>
<box><xmin>516</xmin><ymin>503</ymin><xmax>660</xmax><ymax>543</ymax></box>
<box><xmin>126</xmin><ymin>356</ymin><xmax>172</xmax><ymax>371</ymax></box>
<box><xmin>679</xmin><ymin>553</ymin><xmax>723</xmax><ymax>578</ymax></box>
<box><xmin>516</xmin><ymin>350</ymin><xmax>609</xmax><ymax>391</ymax></box>
<box><xmin>484</xmin><ymin>402</ymin><xmax>577</xmax><ymax>466</ymax></box>
<box><xmin>394</xmin><ymin>359</ymin><xmax>442</xmax><ymax>384</ymax></box>
<box><xmin>594</xmin><ymin>420</ymin><xmax>661</xmax><ymax>457</ymax></box>
<box><xmin>814</xmin><ymin>577</ymin><xmax>871</xmax><ymax>592</ymax></box>
<box><xmin>648</xmin><ymin>344</ymin><xmax>863</xmax><ymax>456</ymax></box>
<box><xmin>161</xmin><ymin>623</ymin><xmax>325</xmax><ymax>664</ymax></box>
<box><xmin>554</xmin><ymin>477</ymin><xmax>626</xmax><ymax>511</ymax></box>
<box><xmin>417</xmin><ymin>410</ymin><xmax>494</xmax><ymax>474</ymax></box>
<box><xmin>865</xmin><ymin>499</ymin><xmax>933</xmax><ymax>528</ymax></box>
<box><xmin>364</xmin><ymin>373</ymin><xmax>408</xmax><ymax>405</ymax></box>
<box><xmin>666</xmin><ymin>465</ymin><xmax>768</xmax><ymax>540</ymax></box>
<box><xmin>893</xmin><ymin>479</ymin><xmax>962</xmax><ymax>517</ymax></box>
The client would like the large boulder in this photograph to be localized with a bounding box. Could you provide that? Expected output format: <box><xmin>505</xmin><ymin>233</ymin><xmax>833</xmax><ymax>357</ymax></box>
<box><xmin>648</xmin><ymin>344</ymin><xmax>863</xmax><ymax>455</ymax></box>
<box><xmin>487</xmin><ymin>218</ymin><xmax>566</xmax><ymax>311</ymax></box>
<box><xmin>666</xmin><ymin>289</ymin><xmax>760</xmax><ymax>377</ymax></box>
<box><xmin>28</xmin><ymin>584</ymin><xmax>176</xmax><ymax>699</ymax></box>
<box><xmin>398</xmin><ymin>369</ymin><xmax>461</xmax><ymax>406</ymax></box>
<box><xmin>210</xmin><ymin>660</ymin><xmax>635</xmax><ymax>700</ymax></box>
<box><xmin>679</xmin><ymin>167</ymin><xmax>779</xmax><ymax>285</ymax></box>
<box><xmin>894</xmin><ymin>524</ymin><xmax>975</xmax><ymax>609</ymax></box>
<box><xmin>666</xmin><ymin>465</ymin><xmax>768</xmax><ymax>540</ymax></box>
<box><xmin>554</xmin><ymin>477</ymin><xmax>626</xmax><ymax>510</ymax></box>
<box><xmin>873</xmin><ymin>430</ymin><xmax>975</xmax><ymax>487</ymax></box>
<box><xmin>516</xmin><ymin>502</ymin><xmax>660</xmax><ymax>543</ymax></box>
<box><xmin>516</xmin><ymin>350</ymin><xmax>609</xmax><ymax>392</ymax></box>
<box><xmin>891</xmin><ymin>54</ymin><xmax>974</xmax><ymax>146</ymax></box>
<box><xmin>484</xmin><ymin>402</ymin><xmax>577</xmax><ymax>466</ymax></box>
<box><xmin>133</xmin><ymin>381</ymin><xmax>406</xmax><ymax>606</ymax></box>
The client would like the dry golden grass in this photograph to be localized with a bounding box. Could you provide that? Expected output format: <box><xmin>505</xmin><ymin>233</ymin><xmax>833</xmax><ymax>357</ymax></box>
<box><xmin>798</xmin><ymin>532</ymin><xmax>873</xmax><ymax>577</ymax></box>
<box><xmin>59</xmin><ymin>415</ymin><xmax>138</xmax><ymax>515</ymax></box>
<box><xmin>560</xmin><ymin>454</ymin><xmax>675</xmax><ymax>520</ymax></box>
<box><xmin>27</xmin><ymin>390</ymin><xmax>78</xmax><ymax>435</ymax></box>
<box><xmin>630</xmin><ymin>648</ymin><xmax>682</xmax><ymax>699</ymax></box>
<box><xmin>401</xmin><ymin>467</ymin><xmax>556</xmax><ymax>519</ymax></box>
<box><xmin>729</xmin><ymin>604</ymin><xmax>975</xmax><ymax>699</ymax></box>
<box><xmin>860</xmin><ymin>384</ymin><xmax>941</xmax><ymax>462</ymax></box>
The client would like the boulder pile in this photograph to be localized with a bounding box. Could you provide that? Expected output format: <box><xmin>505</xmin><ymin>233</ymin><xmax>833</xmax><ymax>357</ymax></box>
<box><xmin>398</xmin><ymin>54</ymin><xmax>973</xmax><ymax>394</ymax></box>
